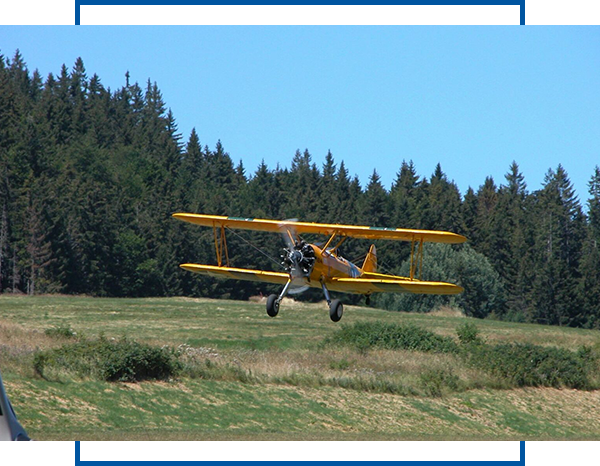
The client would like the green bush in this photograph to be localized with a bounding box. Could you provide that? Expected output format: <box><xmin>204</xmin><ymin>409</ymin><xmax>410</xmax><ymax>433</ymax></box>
<box><xmin>44</xmin><ymin>326</ymin><xmax>78</xmax><ymax>339</ymax></box>
<box><xmin>375</xmin><ymin>243</ymin><xmax>506</xmax><ymax>318</ymax></box>
<box><xmin>34</xmin><ymin>337</ymin><xmax>182</xmax><ymax>382</ymax></box>
<box><xmin>456</xmin><ymin>322</ymin><xmax>483</xmax><ymax>345</ymax></box>
<box><xmin>329</xmin><ymin>358</ymin><xmax>353</xmax><ymax>371</ymax></box>
<box><xmin>419</xmin><ymin>369</ymin><xmax>460</xmax><ymax>397</ymax></box>
<box><xmin>325</xmin><ymin>321</ymin><xmax>459</xmax><ymax>354</ymax></box>
<box><xmin>466</xmin><ymin>343</ymin><xmax>596</xmax><ymax>389</ymax></box>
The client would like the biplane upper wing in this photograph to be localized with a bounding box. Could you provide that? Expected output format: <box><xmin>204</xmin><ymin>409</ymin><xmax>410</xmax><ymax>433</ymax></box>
<box><xmin>173</xmin><ymin>213</ymin><xmax>466</xmax><ymax>244</ymax></box>
<box><xmin>180</xmin><ymin>263</ymin><xmax>290</xmax><ymax>285</ymax></box>
<box><xmin>327</xmin><ymin>277</ymin><xmax>463</xmax><ymax>295</ymax></box>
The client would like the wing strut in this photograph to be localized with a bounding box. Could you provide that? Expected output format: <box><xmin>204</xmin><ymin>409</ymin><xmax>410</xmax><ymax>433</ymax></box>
<box><xmin>212</xmin><ymin>222</ymin><xmax>230</xmax><ymax>267</ymax></box>
<box><xmin>409</xmin><ymin>237</ymin><xmax>425</xmax><ymax>281</ymax></box>
<box><xmin>321</xmin><ymin>232</ymin><xmax>347</xmax><ymax>255</ymax></box>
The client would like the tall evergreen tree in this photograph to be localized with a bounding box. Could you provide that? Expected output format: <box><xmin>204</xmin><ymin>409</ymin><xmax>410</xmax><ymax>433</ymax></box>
<box><xmin>579</xmin><ymin>166</ymin><xmax>600</xmax><ymax>327</ymax></box>
<box><xmin>494</xmin><ymin>162</ymin><xmax>532</xmax><ymax>319</ymax></box>
<box><xmin>529</xmin><ymin>166</ymin><xmax>585</xmax><ymax>326</ymax></box>
<box><xmin>390</xmin><ymin>160</ymin><xmax>419</xmax><ymax>228</ymax></box>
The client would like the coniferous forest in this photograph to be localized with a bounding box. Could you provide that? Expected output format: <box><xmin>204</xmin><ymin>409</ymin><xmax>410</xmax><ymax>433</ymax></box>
<box><xmin>1</xmin><ymin>52</ymin><xmax>600</xmax><ymax>329</ymax></box>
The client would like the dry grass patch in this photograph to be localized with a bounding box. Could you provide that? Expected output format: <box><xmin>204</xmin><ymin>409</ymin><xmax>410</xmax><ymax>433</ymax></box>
<box><xmin>0</xmin><ymin>320</ymin><xmax>64</xmax><ymax>375</ymax></box>
<box><xmin>430</xmin><ymin>306</ymin><xmax>465</xmax><ymax>318</ymax></box>
<box><xmin>180</xmin><ymin>346</ymin><xmax>497</xmax><ymax>396</ymax></box>
<box><xmin>0</xmin><ymin>320</ymin><xmax>57</xmax><ymax>348</ymax></box>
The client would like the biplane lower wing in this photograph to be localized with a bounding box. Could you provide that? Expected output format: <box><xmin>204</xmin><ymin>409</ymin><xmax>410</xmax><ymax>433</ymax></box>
<box><xmin>181</xmin><ymin>264</ymin><xmax>462</xmax><ymax>296</ymax></box>
<box><xmin>328</xmin><ymin>277</ymin><xmax>463</xmax><ymax>295</ymax></box>
<box><xmin>180</xmin><ymin>264</ymin><xmax>290</xmax><ymax>285</ymax></box>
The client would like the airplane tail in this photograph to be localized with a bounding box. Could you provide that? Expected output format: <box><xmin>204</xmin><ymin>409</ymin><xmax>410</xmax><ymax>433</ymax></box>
<box><xmin>362</xmin><ymin>244</ymin><xmax>377</xmax><ymax>273</ymax></box>
<box><xmin>0</xmin><ymin>369</ymin><xmax>30</xmax><ymax>441</ymax></box>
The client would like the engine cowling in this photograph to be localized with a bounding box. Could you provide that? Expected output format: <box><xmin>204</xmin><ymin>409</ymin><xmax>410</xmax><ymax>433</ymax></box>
<box><xmin>281</xmin><ymin>240</ymin><xmax>315</xmax><ymax>276</ymax></box>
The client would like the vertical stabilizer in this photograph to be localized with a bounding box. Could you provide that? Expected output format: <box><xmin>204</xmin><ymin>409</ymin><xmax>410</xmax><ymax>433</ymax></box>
<box><xmin>0</xmin><ymin>369</ymin><xmax>30</xmax><ymax>441</ymax></box>
<box><xmin>362</xmin><ymin>244</ymin><xmax>377</xmax><ymax>273</ymax></box>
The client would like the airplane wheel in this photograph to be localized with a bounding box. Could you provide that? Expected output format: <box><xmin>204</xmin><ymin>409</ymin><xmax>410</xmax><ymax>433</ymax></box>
<box><xmin>329</xmin><ymin>299</ymin><xmax>343</xmax><ymax>322</ymax></box>
<box><xmin>266</xmin><ymin>294</ymin><xmax>280</xmax><ymax>317</ymax></box>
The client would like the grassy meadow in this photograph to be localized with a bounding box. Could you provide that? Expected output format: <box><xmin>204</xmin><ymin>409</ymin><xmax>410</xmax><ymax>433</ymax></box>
<box><xmin>2</xmin><ymin>295</ymin><xmax>600</xmax><ymax>440</ymax></box>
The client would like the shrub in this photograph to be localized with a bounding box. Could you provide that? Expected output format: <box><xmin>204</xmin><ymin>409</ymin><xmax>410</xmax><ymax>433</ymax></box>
<box><xmin>419</xmin><ymin>369</ymin><xmax>460</xmax><ymax>397</ymax></box>
<box><xmin>466</xmin><ymin>343</ymin><xmax>596</xmax><ymax>389</ymax></box>
<box><xmin>34</xmin><ymin>337</ymin><xmax>182</xmax><ymax>382</ymax></box>
<box><xmin>44</xmin><ymin>326</ymin><xmax>78</xmax><ymax>339</ymax></box>
<box><xmin>325</xmin><ymin>321</ymin><xmax>459</xmax><ymax>354</ymax></box>
<box><xmin>329</xmin><ymin>358</ymin><xmax>353</xmax><ymax>371</ymax></box>
<box><xmin>456</xmin><ymin>322</ymin><xmax>483</xmax><ymax>345</ymax></box>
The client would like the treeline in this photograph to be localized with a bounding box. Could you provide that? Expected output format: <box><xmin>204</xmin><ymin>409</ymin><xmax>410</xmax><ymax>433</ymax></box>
<box><xmin>1</xmin><ymin>52</ymin><xmax>599</xmax><ymax>328</ymax></box>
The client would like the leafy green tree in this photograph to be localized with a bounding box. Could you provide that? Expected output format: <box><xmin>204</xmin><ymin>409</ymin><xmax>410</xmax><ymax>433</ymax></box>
<box><xmin>375</xmin><ymin>243</ymin><xmax>505</xmax><ymax>318</ymax></box>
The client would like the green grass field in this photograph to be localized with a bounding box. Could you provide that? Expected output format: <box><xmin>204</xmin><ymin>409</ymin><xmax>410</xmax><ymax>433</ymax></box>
<box><xmin>2</xmin><ymin>295</ymin><xmax>600</xmax><ymax>440</ymax></box>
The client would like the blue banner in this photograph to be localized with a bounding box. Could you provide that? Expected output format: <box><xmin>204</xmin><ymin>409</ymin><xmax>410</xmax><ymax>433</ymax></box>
<box><xmin>75</xmin><ymin>0</ymin><xmax>525</xmax><ymax>25</ymax></box>
<box><xmin>75</xmin><ymin>441</ymin><xmax>525</xmax><ymax>466</ymax></box>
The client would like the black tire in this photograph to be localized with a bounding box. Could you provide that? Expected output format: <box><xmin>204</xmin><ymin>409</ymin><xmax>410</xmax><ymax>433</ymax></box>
<box><xmin>266</xmin><ymin>294</ymin><xmax>280</xmax><ymax>317</ymax></box>
<box><xmin>329</xmin><ymin>299</ymin><xmax>343</xmax><ymax>322</ymax></box>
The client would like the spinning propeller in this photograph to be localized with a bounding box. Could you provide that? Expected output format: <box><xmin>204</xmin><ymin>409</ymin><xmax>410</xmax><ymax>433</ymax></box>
<box><xmin>278</xmin><ymin>219</ymin><xmax>315</xmax><ymax>295</ymax></box>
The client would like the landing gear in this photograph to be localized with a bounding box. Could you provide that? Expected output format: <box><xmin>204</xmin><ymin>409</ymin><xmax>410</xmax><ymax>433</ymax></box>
<box><xmin>266</xmin><ymin>294</ymin><xmax>279</xmax><ymax>317</ymax></box>
<box><xmin>321</xmin><ymin>279</ymin><xmax>344</xmax><ymax>322</ymax></box>
<box><xmin>329</xmin><ymin>299</ymin><xmax>343</xmax><ymax>322</ymax></box>
<box><xmin>365</xmin><ymin>295</ymin><xmax>371</xmax><ymax>306</ymax></box>
<box><xmin>266</xmin><ymin>279</ymin><xmax>292</xmax><ymax>318</ymax></box>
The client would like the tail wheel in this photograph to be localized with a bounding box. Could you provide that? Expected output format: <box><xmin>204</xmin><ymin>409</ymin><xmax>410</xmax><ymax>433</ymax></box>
<box><xmin>329</xmin><ymin>299</ymin><xmax>343</xmax><ymax>322</ymax></box>
<box><xmin>266</xmin><ymin>294</ymin><xmax>280</xmax><ymax>317</ymax></box>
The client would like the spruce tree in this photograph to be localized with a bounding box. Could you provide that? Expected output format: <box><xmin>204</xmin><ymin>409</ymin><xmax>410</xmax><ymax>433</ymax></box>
<box><xmin>530</xmin><ymin>166</ymin><xmax>585</xmax><ymax>326</ymax></box>
<box><xmin>578</xmin><ymin>166</ymin><xmax>600</xmax><ymax>327</ymax></box>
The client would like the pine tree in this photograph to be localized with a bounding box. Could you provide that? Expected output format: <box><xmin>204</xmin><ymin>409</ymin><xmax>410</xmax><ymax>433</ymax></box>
<box><xmin>495</xmin><ymin>162</ymin><xmax>532</xmax><ymax>319</ymax></box>
<box><xmin>472</xmin><ymin>176</ymin><xmax>498</xmax><ymax>257</ymax></box>
<box><xmin>362</xmin><ymin>169</ymin><xmax>390</xmax><ymax>227</ymax></box>
<box><xmin>530</xmin><ymin>166</ymin><xmax>585</xmax><ymax>326</ymax></box>
<box><xmin>588</xmin><ymin>166</ymin><xmax>600</xmax><ymax>241</ymax></box>
<box><xmin>420</xmin><ymin>163</ymin><xmax>464</xmax><ymax>233</ymax></box>
<box><xmin>390</xmin><ymin>160</ymin><xmax>419</xmax><ymax>228</ymax></box>
<box><xmin>579</xmin><ymin>166</ymin><xmax>600</xmax><ymax>327</ymax></box>
<box><xmin>23</xmin><ymin>183</ymin><xmax>53</xmax><ymax>295</ymax></box>
<box><xmin>315</xmin><ymin>150</ymin><xmax>337</xmax><ymax>221</ymax></box>
<box><xmin>0</xmin><ymin>201</ymin><xmax>7</xmax><ymax>292</ymax></box>
<box><xmin>461</xmin><ymin>187</ymin><xmax>477</xmax><ymax>235</ymax></box>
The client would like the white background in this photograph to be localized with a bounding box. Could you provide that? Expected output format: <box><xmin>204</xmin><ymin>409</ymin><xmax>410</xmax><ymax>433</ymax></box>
<box><xmin>3</xmin><ymin>442</ymin><xmax>74</xmax><ymax>466</ymax></box>
<box><xmin>527</xmin><ymin>0</ymin><xmax>600</xmax><ymax>24</ymax></box>
<box><xmin>528</xmin><ymin>442</ymin><xmax>599</xmax><ymax>466</ymax></box>
<box><xmin>3</xmin><ymin>0</ymin><xmax>74</xmax><ymax>25</ymax></box>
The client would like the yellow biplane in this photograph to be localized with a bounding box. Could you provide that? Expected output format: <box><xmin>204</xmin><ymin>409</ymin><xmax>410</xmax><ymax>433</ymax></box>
<box><xmin>173</xmin><ymin>213</ymin><xmax>466</xmax><ymax>322</ymax></box>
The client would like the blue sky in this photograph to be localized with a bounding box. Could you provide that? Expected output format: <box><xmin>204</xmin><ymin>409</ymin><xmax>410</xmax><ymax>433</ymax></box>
<box><xmin>2</xmin><ymin>26</ymin><xmax>599</xmax><ymax>202</ymax></box>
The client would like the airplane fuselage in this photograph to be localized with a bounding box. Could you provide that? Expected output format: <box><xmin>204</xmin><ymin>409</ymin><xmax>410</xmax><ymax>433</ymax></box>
<box><xmin>307</xmin><ymin>244</ymin><xmax>362</xmax><ymax>283</ymax></box>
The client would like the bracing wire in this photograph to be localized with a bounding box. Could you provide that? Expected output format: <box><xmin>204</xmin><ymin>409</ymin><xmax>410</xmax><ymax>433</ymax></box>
<box><xmin>224</xmin><ymin>226</ymin><xmax>283</xmax><ymax>270</ymax></box>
